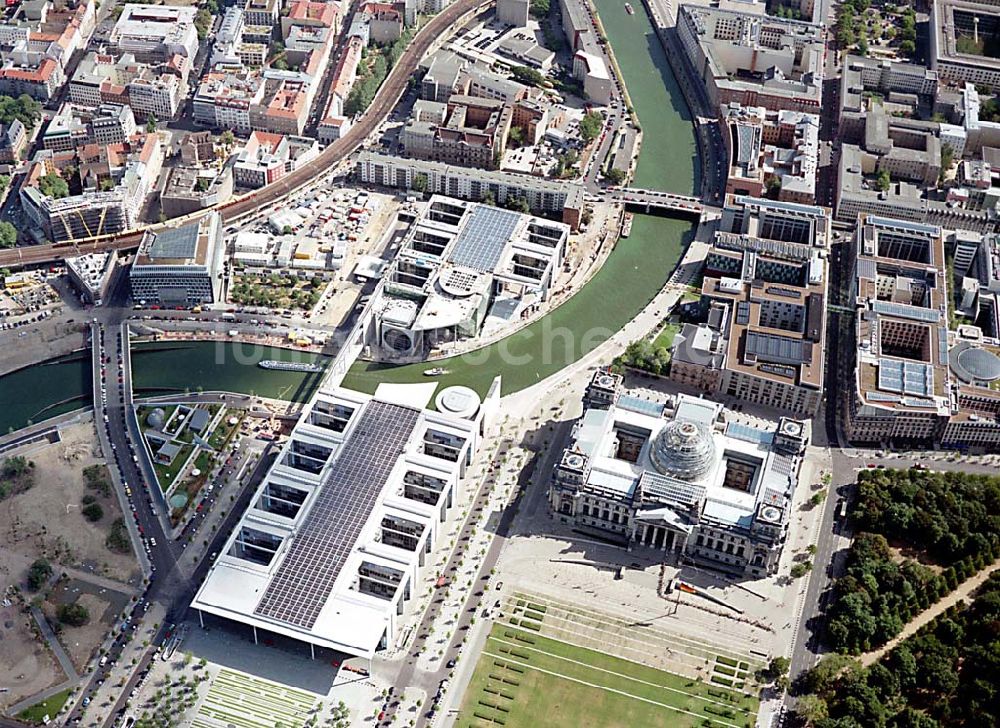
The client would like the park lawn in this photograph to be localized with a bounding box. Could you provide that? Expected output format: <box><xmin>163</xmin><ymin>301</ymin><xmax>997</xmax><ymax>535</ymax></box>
<box><xmin>152</xmin><ymin>443</ymin><xmax>194</xmax><ymax>492</ymax></box>
<box><xmin>652</xmin><ymin>322</ymin><xmax>681</xmax><ymax>350</ymax></box>
<box><xmin>457</xmin><ymin>626</ymin><xmax>757</xmax><ymax>728</ymax></box>
<box><xmin>207</xmin><ymin>411</ymin><xmax>241</xmax><ymax>449</ymax></box>
<box><xmin>18</xmin><ymin>688</ymin><xmax>73</xmax><ymax>724</ymax></box>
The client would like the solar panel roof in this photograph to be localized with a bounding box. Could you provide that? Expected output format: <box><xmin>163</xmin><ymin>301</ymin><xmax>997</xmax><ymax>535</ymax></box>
<box><xmin>745</xmin><ymin>331</ymin><xmax>811</xmax><ymax>366</ymax></box>
<box><xmin>877</xmin><ymin>358</ymin><xmax>933</xmax><ymax>397</ymax></box>
<box><xmin>448</xmin><ymin>205</ymin><xmax>521</xmax><ymax>272</ymax></box>
<box><xmin>254</xmin><ymin>401</ymin><xmax>420</xmax><ymax>629</ymax></box>
<box><xmin>148</xmin><ymin>222</ymin><xmax>200</xmax><ymax>260</ymax></box>
<box><xmin>872</xmin><ymin>300</ymin><xmax>940</xmax><ymax>323</ymax></box>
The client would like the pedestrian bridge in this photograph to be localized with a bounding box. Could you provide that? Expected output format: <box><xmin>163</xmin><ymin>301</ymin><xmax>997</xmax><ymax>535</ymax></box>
<box><xmin>609</xmin><ymin>188</ymin><xmax>705</xmax><ymax>217</ymax></box>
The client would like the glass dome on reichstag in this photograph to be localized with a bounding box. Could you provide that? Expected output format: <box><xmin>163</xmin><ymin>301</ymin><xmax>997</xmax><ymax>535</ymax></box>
<box><xmin>650</xmin><ymin>419</ymin><xmax>717</xmax><ymax>481</ymax></box>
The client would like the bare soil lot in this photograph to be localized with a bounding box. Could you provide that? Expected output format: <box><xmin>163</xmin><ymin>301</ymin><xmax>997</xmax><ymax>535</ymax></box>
<box><xmin>0</xmin><ymin>421</ymin><xmax>140</xmax><ymax>584</ymax></box>
<box><xmin>0</xmin><ymin>598</ymin><xmax>61</xmax><ymax>710</ymax></box>
<box><xmin>45</xmin><ymin>578</ymin><xmax>128</xmax><ymax>672</ymax></box>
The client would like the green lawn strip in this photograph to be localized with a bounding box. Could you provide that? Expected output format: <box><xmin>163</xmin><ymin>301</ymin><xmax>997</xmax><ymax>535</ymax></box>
<box><xmin>462</xmin><ymin>647</ymin><xmax>691</xmax><ymax>728</ymax></box>
<box><xmin>17</xmin><ymin>688</ymin><xmax>73</xmax><ymax>724</ymax></box>
<box><xmin>479</xmin><ymin>648</ymin><xmax>744</xmax><ymax>728</ymax></box>
<box><xmin>206</xmin><ymin>688</ymin><xmax>308</xmax><ymax>723</ymax></box>
<box><xmin>222</xmin><ymin>669</ymin><xmax>316</xmax><ymax>703</ymax></box>
<box><xmin>494</xmin><ymin>627</ymin><xmax>756</xmax><ymax>706</ymax></box>
<box><xmin>652</xmin><ymin>321</ymin><xmax>681</xmax><ymax>350</ymax></box>
<box><xmin>487</xmin><ymin>643</ymin><xmax>749</xmax><ymax>710</ymax></box>
<box><xmin>204</xmin><ymin>690</ymin><xmax>294</xmax><ymax>723</ymax></box>
<box><xmin>211</xmin><ymin>671</ymin><xmax>315</xmax><ymax>716</ymax></box>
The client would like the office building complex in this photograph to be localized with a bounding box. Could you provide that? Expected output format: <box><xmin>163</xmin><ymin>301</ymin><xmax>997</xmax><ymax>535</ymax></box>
<box><xmin>930</xmin><ymin>0</ymin><xmax>1000</xmax><ymax>92</ymax></box>
<box><xmin>677</xmin><ymin>5</ymin><xmax>824</xmax><ymax>113</ymax></box>
<box><xmin>847</xmin><ymin>215</ymin><xmax>1000</xmax><ymax>449</ymax></box>
<box><xmin>549</xmin><ymin>372</ymin><xmax>808</xmax><ymax>577</ymax></box>
<box><xmin>722</xmin><ymin>103</ymin><xmax>819</xmax><ymax>204</ymax></box>
<box><xmin>401</xmin><ymin>94</ymin><xmax>512</xmax><ymax>170</ymax></box>
<box><xmin>130</xmin><ymin>213</ymin><xmax>223</xmax><ymax>305</ymax></box>
<box><xmin>21</xmin><ymin>133</ymin><xmax>162</xmax><ymax>242</ymax></box>
<box><xmin>70</xmin><ymin>52</ymin><xmax>185</xmax><ymax>120</ymax></box>
<box><xmin>373</xmin><ymin>195</ymin><xmax>568</xmax><ymax>356</ymax></box>
<box><xmin>233</xmin><ymin>130</ymin><xmax>319</xmax><ymax>188</ymax></box>
<box><xmin>669</xmin><ymin>195</ymin><xmax>830</xmax><ymax>416</ymax></box>
<box><xmin>109</xmin><ymin>5</ymin><xmax>198</xmax><ymax>63</ymax></box>
<box><xmin>65</xmin><ymin>250</ymin><xmax>117</xmax><ymax>305</ymax></box>
<box><xmin>355</xmin><ymin>151</ymin><xmax>586</xmax><ymax>229</ymax></box>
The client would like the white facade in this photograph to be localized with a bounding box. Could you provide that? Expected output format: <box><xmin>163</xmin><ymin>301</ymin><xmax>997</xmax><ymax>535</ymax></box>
<box><xmin>190</xmin><ymin>381</ymin><xmax>501</xmax><ymax>658</ymax></box>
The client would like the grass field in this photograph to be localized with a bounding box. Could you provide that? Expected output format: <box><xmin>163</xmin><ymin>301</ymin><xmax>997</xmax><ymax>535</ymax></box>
<box><xmin>457</xmin><ymin>626</ymin><xmax>758</xmax><ymax>728</ymax></box>
<box><xmin>652</xmin><ymin>322</ymin><xmax>681</xmax><ymax>350</ymax></box>
<box><xmin>17</xmin><ymin>688</ymin><xmax>73</xmax><ymax>724</ymax></box>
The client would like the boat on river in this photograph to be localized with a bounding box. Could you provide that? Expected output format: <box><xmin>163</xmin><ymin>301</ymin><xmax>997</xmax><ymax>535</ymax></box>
<box><xmin>625</xmin><ymin>3</ymin><xmax>635</xmax><ymax>14</ymax></box>
<box><xmin>258</xmin><ymin>360</ymin><xmax>324</xmax><ymax>373</ymax></box>
<box><xmin>423</xmin><ymin>367</ymin><xmax>450</xmax><ymax>376</ymax></box>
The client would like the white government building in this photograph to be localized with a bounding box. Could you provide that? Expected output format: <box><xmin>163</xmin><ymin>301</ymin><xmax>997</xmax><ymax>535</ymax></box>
<box><xmin>190</xmin><ymin>379</ymin><xmax>500</xmax><ymax>659</ymax></box>
<box><xmin>549</xmin><ymin>371</ymin><xmax>808</xmax><ymax>577</ymax></box>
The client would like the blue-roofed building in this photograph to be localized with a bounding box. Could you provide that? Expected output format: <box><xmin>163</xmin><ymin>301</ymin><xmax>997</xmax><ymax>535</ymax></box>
<box><xmin>548</xmin><ymin>370</ymin><xmax>808</xmax><ymax>578</ymax></box>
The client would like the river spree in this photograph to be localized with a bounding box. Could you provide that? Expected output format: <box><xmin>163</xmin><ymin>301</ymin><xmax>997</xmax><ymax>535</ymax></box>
<box><xmin>0</xmin><ymin>342</ymin><xmax>330</xmax><ymax>434</ymax></box>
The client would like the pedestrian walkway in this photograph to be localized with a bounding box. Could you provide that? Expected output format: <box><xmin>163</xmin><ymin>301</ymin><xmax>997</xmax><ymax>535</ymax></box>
<box><xmin>859</xmin><ymin>558</ymin><xmax>1000</xmax><ymax>667</ymax></box>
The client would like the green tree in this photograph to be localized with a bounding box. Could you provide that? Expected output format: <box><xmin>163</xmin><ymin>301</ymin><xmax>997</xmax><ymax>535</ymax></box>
<box><xmin>411</xmin><ymin>172</ymin><xmax>428</xmax><ymax>194</ymax></box>
<box><xmin>794</xmin><ymin>694</ymin><xmax>828</xmax><ymax>725</ymax></box>
<box><xmin>0</xmin><ymin>174</ymin><xmax>9</xmax><ymax>192</ymax></box>
<box><xmin>529</xmin><ymin>0</ymin><xmax>550</xmax><ymax>18</ymax></box>
<box><xmin>875</xmin><ymin>169</ymin><xmax>891</xmax><ymax>191</ymax></box>
<box><xmin>220</xmin><ymin>130</ymin><xmax>235</xmax><ymax>146</ymax></box>
<box><xmin>194</xmin><ymin>8</ymin><xmax>212</xmax><ymax>39</ymax></box>
<box><xmin>508</xmin><ymin>126</ymin><xmax>525</xmax><ymax>147</ymax></box>
<box><xmin>899</xmin><ymin>39</ymin><xmax>916</xmax><ymax>56</ymax></box>
<box><xmin>82</xmin><ymin>502</ymin><xmax>104</xmax><ymax>522</ymax></box>
<box><xmin>57</xmin><ymin>601</ymin><xmax>90</xmax><ymax>627</ymax></box>
<box><xmin>510</xmin><ymin>65</ymin><xmax>545</xmax><ymax>87</ymax></box>
<box><xmin>38</xmin><ymin>173</ymin><xmax>69</xmax><ymax>199</ymax></box>
<box><xmin>605</xmin><ymin>168</ymin><xmax>625</xmax><ymax>185</ymax></box>
<box><xmin>0</xmin><ymin>94</ymin><xmax>41</xmax><ymax>130</ymax></box>
<box><xmin>146</xmin><ymin>114</ymin><xmax>157</xmax><ymax>133</ymax></box>
<box><xmin>26</xmin><ymin>558</ymin><xmax>52</xmax><ymax>591</ymax></box>
<box><xmin>0</xmin><ymin>221</ymin><xmax>16</xmax><ymax>248</ymax></box>
<box><xmin>579</xmin><ymin>111</ymin><xmax>604</xmax><ymax>143</ymax></box>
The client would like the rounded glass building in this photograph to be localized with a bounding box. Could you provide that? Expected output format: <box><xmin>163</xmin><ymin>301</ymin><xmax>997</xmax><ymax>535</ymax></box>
<box><xmin>650</xmin><ymin>420</ymin><xmax>717</xmax><ymax>481</ymax></box>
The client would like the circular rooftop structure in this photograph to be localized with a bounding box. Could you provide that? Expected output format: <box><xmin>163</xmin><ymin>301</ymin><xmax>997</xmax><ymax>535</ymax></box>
<box><xmin>146</xmin><ymin>407</ymin><xmax>166</xmax><ymax>429</ymax></box>
<box><xmin>650</xmin><ymin>420</ymin><xmax>717</xmax><ymax>481</ymax></box>
<box><xmin>949</xmin><ymin>342</ymin><xmax>1000</xmax><ymax>384</ymax></box>
<box><xmin>436</xmin><ymin>386</ymin><xmax>481</xmax><ymax>419</ymax></box>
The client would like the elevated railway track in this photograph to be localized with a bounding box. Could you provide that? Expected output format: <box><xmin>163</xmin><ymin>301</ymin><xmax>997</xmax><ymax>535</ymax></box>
<box><xmin>0</xmin><ymin>0</ymin><xmax>488</xmax><ymax>271</ymax></box>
